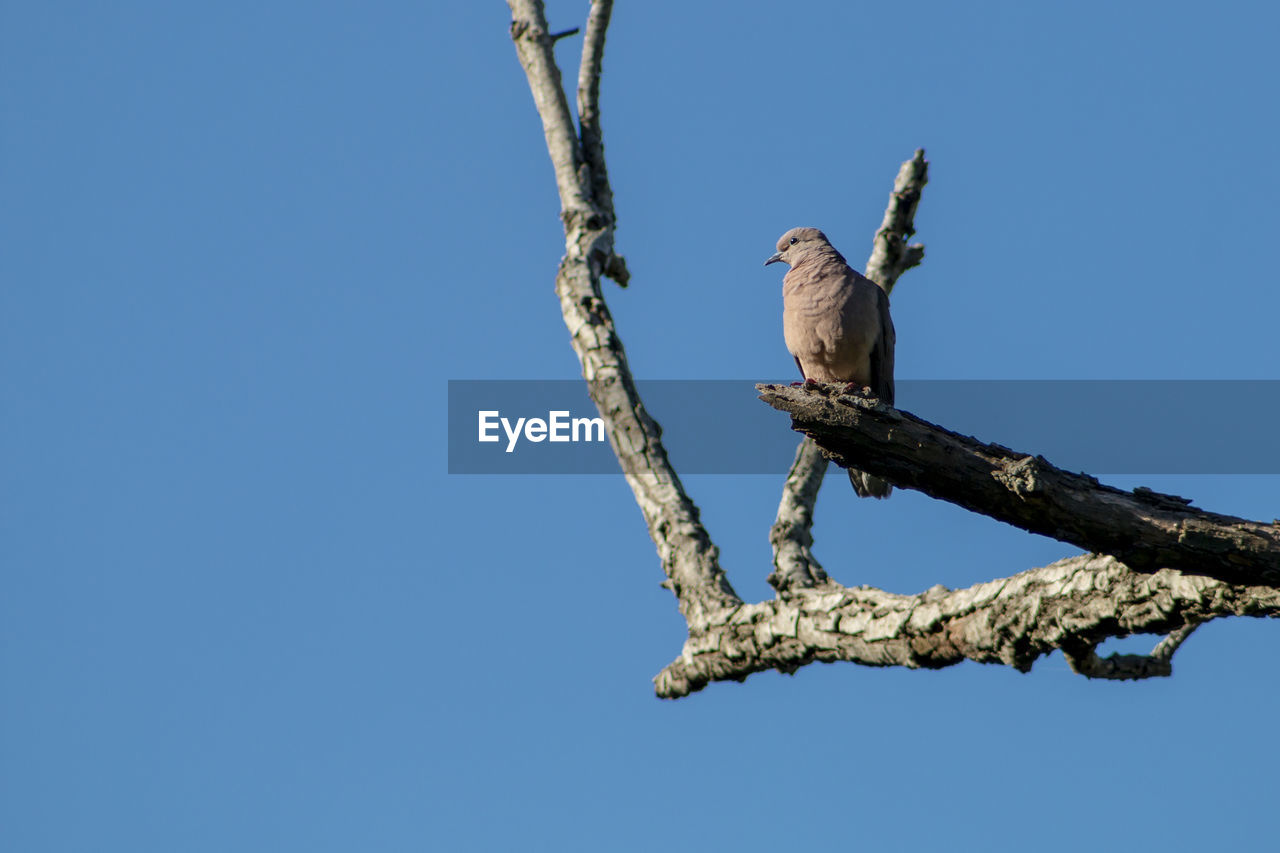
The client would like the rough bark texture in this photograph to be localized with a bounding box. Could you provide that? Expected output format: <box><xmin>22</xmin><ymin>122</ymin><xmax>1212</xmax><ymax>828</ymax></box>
<box><xmin>864</xmin><ymin>150</ymin><xmax>928</xmax><ymax>293</ymax></box>
<box><xmin>506</xmin><ymin>2</ymin><xmax>1276</xmax><ymax>700</ymax></box>
<box><xmin>507</xmin><ymin>0</ymin><xmax>738</xmax><ymax>623</ymax></box>
<box><xmin>759</xmin><ymin>382</ymin><xmax>1280</xmax><ymax>588</ymax></box>
<box><xmin>656</xmin><ymin>554</ymin><xmax>1280</xmax><ymax>698</ymax></box>
<box><xmin>768</xmin><ymin>438</ymin><xmax>834</xmax><ymax>594</ymax></box>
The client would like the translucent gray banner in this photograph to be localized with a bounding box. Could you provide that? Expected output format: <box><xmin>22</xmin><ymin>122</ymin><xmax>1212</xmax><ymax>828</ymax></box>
<box><xmin>447</xmin><ymin>380</ymin><xmax>1280</xmax><ymax>475</ymax></box>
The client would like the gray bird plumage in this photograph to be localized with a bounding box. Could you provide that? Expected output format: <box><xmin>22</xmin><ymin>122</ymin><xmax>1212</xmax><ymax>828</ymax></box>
<box><xmin>765</xmin><ymin>227</ymin><xmax>895</xmax><ymax>498</ymax></box>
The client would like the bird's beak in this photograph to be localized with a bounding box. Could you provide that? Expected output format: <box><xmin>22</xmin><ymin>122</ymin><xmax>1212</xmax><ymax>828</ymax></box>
<box><xmin>764</xmin><ymin>251</ymin><xmax>783</xmax><ymax>267</ymax></box>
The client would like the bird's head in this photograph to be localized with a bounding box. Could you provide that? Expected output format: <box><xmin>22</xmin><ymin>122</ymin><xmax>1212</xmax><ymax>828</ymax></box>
<box><xmin>764</xmin><ymin>227</ymin><xmax>835</xmax><ymax>268</ymax></box>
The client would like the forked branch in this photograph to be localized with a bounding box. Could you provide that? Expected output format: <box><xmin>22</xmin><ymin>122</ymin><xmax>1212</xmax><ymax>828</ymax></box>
<box><xmin>505</xmin><ymin>1</ymin><xmax>1276</xmax><ymax>699</ymax></box>
<box><xmin>508</xmin><ymin>0</ymin><xmax>736</xmax><ymax>622</ymax></box>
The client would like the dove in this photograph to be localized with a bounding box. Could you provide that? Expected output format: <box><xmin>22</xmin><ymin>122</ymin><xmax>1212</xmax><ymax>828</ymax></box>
<box><xmin>765</xmin><ymin>227</ymin><xmax>896</xmax><ymax>498</ymax></box>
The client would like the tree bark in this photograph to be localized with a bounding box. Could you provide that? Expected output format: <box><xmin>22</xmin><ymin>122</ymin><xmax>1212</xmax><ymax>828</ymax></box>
<box><xmin>759</xmin><ymin>382</ymin><xmax>1280</xmax><ymax>588</ymax></box>
<box><xmin>505</xmin><ymin>1</ymin><xmax>1278</xmax><ymax>699</ymax></box>
<box><xmin>507</xmin><ymin>0</ymin><xmax>738</xmax><ymax>624</ymax></box>
<box><xmin>655</xmin><ymin>554</ymin><xmax>1279</xmax><ymax>699</ymax></box>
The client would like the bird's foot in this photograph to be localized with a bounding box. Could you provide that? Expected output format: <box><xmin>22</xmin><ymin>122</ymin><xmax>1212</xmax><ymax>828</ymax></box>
<box><xmin>803</xmin><ymin>378</ymin><xmax>820</xmax><ymax>388</ymax></box>
<box><xmin>790</xmin><ymin>381</ymin><xmax>804</xmax><ymax>387</ymax></box>
<box><xmin>842</xmin><ymin>382</ymin><xmax>871</xmax><ymax>396</ymax></box>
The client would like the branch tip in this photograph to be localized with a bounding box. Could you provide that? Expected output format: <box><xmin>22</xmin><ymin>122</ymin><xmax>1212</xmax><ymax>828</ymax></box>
<box><xmin>604</xmin><ymin>252</ymin><xmax>629</xmax><ymax>287</ymax></box>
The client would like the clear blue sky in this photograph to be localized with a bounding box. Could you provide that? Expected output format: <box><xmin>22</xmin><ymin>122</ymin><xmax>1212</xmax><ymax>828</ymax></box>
<box><xmin>4</xmin><ymin>2</ymin><xmax>1278</xmax><ymax>851</ymax></box>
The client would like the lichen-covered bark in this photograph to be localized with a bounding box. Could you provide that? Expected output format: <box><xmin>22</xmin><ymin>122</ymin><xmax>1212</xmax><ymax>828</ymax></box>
<box><xmin>768</xmin><ymin>438</ymin><xmax>833</xmax><ymax>594</ymax></box>
<box><xmin>864</xmin><ymin>150</ymin><xmax>928</xmax><ymax>293</ymax></box>
<box><xmin>657</xmin><ymin>555</ymin><xmax>1280</xmax><ymax>698</ymax></box>
<box><xmin>507</xmin><ymin>1</ymin><xmax>737</xmax><ymax>622</ymax></box>
<box><xmin>505</xmin><ymin>2</ymin><xmax>1277</xmax><ymax>700</ymax></box>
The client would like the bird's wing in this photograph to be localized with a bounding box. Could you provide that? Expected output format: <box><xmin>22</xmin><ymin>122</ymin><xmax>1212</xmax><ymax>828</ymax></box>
<box><xmin>869</xmin><ymin>287</ymin><xmax>895</xmax><ymax>406</ymax></box>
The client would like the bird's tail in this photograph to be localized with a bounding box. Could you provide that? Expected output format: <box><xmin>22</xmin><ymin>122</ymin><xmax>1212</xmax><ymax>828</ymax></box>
<box><xmin>848</xmin><ymin>468</ymin><xmax>892</xmax><ymax>499</ymax></box>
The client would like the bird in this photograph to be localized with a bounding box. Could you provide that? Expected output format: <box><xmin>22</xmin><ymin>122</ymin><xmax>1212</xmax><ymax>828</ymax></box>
<box><xmin>765</xmin><ymin>227</ymin><xmax>896</xmax><ymax>498</ymax></box>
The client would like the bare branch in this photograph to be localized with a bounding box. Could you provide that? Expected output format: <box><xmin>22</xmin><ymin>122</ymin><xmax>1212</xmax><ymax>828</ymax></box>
<box><xmin>768</xmin><ymin>150</ymin><xmax>930</xmax><ymax>590</ymax></box>
<box><xmin>508</xmin><ymin>12</ymin><xmax>1273</xmax><ymax>700</ymax></box>
<box><xmin>864</xmin><ymin>148</ymin><xmax>929</xmax><ymax>295</ymax></box>
<box><xmin>1061</xmin><ymin>620</ymin><xmax>1200</xmax><ymax>680</ymax></box>
<box><xmin>507</xmin><ymin>0</ymin><xmax>737</xmax><ymax>621</ymax></box>
<box><xmin>768</xmin><ymin>439</ymin><xmax>833</xmax><ymax>594</ymax></box>
<box><xmin>507</xmin><ymin>3</ymin><xmax>589</xmax><ymax>220</ymax></box>
<box><xmin>759</xmin><ymin>383</ymin><xmax>1280</xmax><ymax>588</ymax></box>
<box><xmin>576</xmin><ymin>1</ymin><xmax>617</xmax><ymax>236</ymax></box>
<box><xmin>1151</xmin><ymin>621</ymin><xmax>1200</xmax><ymax>659</ymax></box>
<box><xmin>655</xmin><ymin>555</ymin><xmax>1279</xmax><ymax>698</ymax></box>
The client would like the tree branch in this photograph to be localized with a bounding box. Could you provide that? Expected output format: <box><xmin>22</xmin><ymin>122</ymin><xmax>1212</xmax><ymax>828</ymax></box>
<box><xmin>759</xmin><ymin>382</ymin><xmax>1280</xmax><ymax>588</ymax></box>
<box><xmin>768</xmin><ymin>151</ymin><xmax>929</xmax><ymax>592</ymax></box>
<box><xmin>575</xmin><ymin>1</ymin><xmax>617</xmax><ymax>244</ymax></box>
<box><xmin>656</xmin><ymin>554</ymin><xmax>1278</xmax><ymax>698</ymax></box>
<box><xmin>508</xmin><ymin>9</ymin><xmax>1276</xmax><ymax>700</ymax></box>
<box><xmin>864</xmin><ymin>148</ymin><xmax>929</xmax><ymax>296</ymax></box>
<box><xmin>507</xmin><ymin>4</ymin><xmax>589</xmax><ymax>222</ymax></box>
<box><xmin>768</xmin><ymin>438</ymin><xmax>833</xmax><ymax>594</ymax></box>
<box><xmin>507</xmin><ymin>0</ymin><xmax>736</xmax><ymax>622</ymax></box>
<box><xmin>1061</xmin><ymin>621</ymin><xmax>1200</xmax><ymax>680</ymax></box>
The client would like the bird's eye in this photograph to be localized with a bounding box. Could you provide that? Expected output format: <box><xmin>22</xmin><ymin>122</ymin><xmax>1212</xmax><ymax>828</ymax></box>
<box><xmin>789</xmin><ymin>237</ymin><xmax>798</xmax><ymax>245</ymax></box>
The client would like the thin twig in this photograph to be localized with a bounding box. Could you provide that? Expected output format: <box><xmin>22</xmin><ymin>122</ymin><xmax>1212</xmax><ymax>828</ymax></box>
<box><xmin>1061</xmin><ymin>620</ymin><xmax>1200</xmax><ymax>680</ymax></box>
<box><xmin>576</xmin><ymin>1</ymin><xmax>615</xmax><ymax>227</ymax></box>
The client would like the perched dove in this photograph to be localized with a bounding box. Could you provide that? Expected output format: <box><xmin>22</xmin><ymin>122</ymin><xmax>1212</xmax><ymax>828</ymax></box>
<box><xmin>765</xmin><ymin>227</ymin><xmax>896</xmax><ymax>498</ymax></box>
